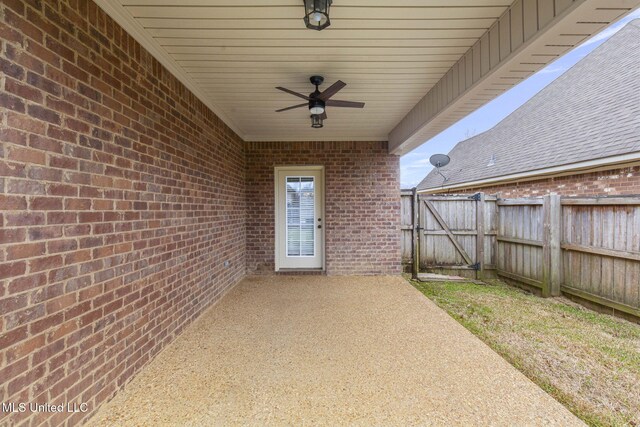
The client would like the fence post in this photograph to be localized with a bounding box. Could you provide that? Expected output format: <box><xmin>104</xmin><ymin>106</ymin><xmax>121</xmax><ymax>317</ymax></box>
<box><xmin>476</xmin><ymin>192</ymin><xmax>485</xmax><ymax>280</ymax></box>
<box><xmin>412</xmin><ymin>187</ymin><xmax>419</xmax><ymax>279</ymax></box>
<box><xmin>542</xmin><ymin>194</ymin><xmax>562</xmax><ymax>297</ymax></box>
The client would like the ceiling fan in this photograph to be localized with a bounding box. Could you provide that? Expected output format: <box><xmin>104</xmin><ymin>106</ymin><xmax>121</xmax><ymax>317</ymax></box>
<box><xmin>275</xmin><ymin>76</ymin><xmax>365</xmax><ymax>128</ymax></box>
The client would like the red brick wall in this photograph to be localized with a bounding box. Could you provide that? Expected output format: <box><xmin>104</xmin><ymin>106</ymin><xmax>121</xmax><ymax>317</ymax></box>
<box><xmin>0</xmin><ymin>1</ymin><xmax>246</xmax><ymax>425</ymax></box>
<box><xmin>438</xmin><ymin>166</ymin><xmax>640</xmax><ymax>197</ymax></box>
<box><xmin>246</xmin><ymin>141</ymin><xmax>401</xmax><ymax>275</ymax></box>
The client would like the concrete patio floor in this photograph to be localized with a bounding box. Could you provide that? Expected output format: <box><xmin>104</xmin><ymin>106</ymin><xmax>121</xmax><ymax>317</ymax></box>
<box><xmin>88</xmin><ymin>276</ymin><xmax>583</xmax><ymax>426</ymax></box>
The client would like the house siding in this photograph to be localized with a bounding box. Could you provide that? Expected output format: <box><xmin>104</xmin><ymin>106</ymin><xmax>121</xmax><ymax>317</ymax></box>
<box><xmin>428</xmin><ymin>165</ymin><xmax>640</xmax><ymax>197</ymax></box>
<box><xmin>246</xmin><ymin>141</ymin><xmax>402</xmax><ymax>276</ymax></box>
<box><xmin>0</xmin><ymin>1</ymin><xmax>246</xmax><ymax>425</ymax></box>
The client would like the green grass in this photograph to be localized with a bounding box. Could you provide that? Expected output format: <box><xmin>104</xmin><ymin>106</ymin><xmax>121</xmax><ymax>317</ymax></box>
<box><xmin>408</xmin><ymin>277</ymin><xmax>640</xmax><ymax>427</ymax></box>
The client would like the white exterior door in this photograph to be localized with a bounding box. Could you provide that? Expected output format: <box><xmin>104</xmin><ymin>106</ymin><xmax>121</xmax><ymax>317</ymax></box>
<box><xmin>275</xmin><ymin>166</ymin><xmax>324</xmax><ymax>270</ymax></box>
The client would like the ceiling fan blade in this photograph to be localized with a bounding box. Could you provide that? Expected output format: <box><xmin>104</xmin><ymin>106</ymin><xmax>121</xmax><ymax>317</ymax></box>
<box><xmin>275</xmin><ymin>103</ymin><xmax>308</xmax><ymax>112</ymax></box>
<box><xmin>276</xmin><ymin>87</ymin><xmax>310</xmax><ymax>100</ymax></box>
<box><xmin>325</xmin><ymin>99</ymin><xmax>365</xmax><ymax>108</ymax></box>
<box><xmin>318</xmin><ymin>80</ymin><xmax>346</xmax><ymax>101</ymax></box>
<box><xmin>320</xmin><ymin>111</ymin><xmax>327</xmax><ymax>120</ymax></box>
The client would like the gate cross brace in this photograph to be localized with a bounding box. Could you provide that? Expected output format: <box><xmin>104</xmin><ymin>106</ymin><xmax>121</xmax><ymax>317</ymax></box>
<box><xmin>423</xmin><ymin>199</ymin><xmax>474</xmax><ymax>265</ymax></box>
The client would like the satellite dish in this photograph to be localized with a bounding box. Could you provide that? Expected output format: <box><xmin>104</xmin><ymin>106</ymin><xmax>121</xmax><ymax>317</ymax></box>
<box><xmin>429</xmin><ymin>154</ymin><xmax>450</xmax><ymax>168</ymax></box>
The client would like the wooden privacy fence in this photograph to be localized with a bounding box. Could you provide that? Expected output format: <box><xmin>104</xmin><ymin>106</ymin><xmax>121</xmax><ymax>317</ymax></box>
<box><xmin>401</xmin><ymin>191</ymin><xmax>640</xmax><ymax>318</ymax></box>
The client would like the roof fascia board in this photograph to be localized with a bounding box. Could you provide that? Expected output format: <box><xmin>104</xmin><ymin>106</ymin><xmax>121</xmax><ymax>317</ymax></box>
<box><xmin>388</xmin><ymin>0</ymin><xmax>639</xmax><ymax>155</ymax></box>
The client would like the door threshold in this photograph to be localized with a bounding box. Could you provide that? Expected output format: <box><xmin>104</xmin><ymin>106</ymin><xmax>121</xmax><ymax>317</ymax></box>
<box><xmin>275</xmin><ymin>268</ymin><xmax>325</xmax><ymax>274</ymax></box>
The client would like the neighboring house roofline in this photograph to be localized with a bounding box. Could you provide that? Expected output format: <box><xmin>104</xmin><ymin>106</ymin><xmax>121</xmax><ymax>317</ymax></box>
<box><xmin>416</xmin><ymin>21</ymin><xmax>640</xmax><ymax>193</ymax></box>
<box><xmin>418</xmin><ymin>151</ymin><xmax>640</xmax><ymax>194</ymax></box>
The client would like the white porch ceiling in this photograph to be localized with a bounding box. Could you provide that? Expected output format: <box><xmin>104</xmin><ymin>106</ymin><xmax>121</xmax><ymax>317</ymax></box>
<box><xmin>95</xmin><ymin>0</ymin><xmax>511</xmax><ymax>141</ymax></box>
<box><xmin>95</xmin><ymin>0</ymin><xmax>639</xmax><ymax>149</ymax></box>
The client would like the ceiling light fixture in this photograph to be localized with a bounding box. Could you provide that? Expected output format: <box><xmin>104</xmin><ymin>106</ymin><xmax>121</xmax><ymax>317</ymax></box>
<box><xmin>303</xmin><ymin>0</ymin><xmax>332</xmax><ymax>31</ymax></box>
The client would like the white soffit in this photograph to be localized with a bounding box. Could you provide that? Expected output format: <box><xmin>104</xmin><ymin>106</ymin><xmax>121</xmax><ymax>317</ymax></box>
<box><xmin>93</xmin><ymin>0</ymin><xmax>512</xmax><ymax>142</ymax></box>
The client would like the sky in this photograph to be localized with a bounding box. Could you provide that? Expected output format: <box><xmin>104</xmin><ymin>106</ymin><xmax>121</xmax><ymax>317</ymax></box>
<box><xmin>400</xmin><ymin>9</ymin><xmax>640</xmax><ymax>189</ymax></box>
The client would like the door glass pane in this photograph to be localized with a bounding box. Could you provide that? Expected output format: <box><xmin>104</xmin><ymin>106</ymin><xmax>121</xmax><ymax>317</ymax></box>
<box><xmin>286</xmin><ymin>176</ymin><xmax>315</xmax><ymax>257</ymax></box>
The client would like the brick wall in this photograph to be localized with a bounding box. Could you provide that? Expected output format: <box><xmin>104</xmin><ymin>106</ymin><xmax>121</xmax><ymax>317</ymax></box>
<box><xmin>434</xmin><ymin>165</ymin><xmax>640</xmax><ymax>197</ymax></box>
<box><xmin>246</xmin><ymin>141</ymin><xmax>401</xmax><ymax>275</ymax></box>
<box><xmin>0</xmin><ymin>1</ymin><xmax>246</xmax><ymax>425</ymax></box>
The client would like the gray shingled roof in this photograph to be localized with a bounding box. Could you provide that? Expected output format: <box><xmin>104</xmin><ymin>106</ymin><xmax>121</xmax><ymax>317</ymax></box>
<box><xmin>418</xmin><ymin>19</ymin><xmax>640</xmax><ymax>191</ymax></box>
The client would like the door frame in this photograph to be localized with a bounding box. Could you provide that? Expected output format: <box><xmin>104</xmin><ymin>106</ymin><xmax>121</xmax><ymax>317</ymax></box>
<box><xmin>274</xmin><ymin>165</ymin><xmax>325</xmax><ymax>272</ymax></box>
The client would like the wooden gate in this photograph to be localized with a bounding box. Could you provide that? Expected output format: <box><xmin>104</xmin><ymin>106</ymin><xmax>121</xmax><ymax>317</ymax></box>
<box><xmin>410</xmin><ymin>193</ymin><xmax>497</xmax><ymax>279</ymax></box>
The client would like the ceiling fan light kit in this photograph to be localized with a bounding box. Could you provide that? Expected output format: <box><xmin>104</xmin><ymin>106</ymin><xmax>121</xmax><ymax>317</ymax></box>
<box><xmin>275</xmin><ymin>75</ymin><xmax>365</xmax><ymax>129</ymax></box>
<box><xmin>309</xmin><ymin>99</ymin><xmax>325</xmax><ymax>115</ymax></box>
<box><xmin>310</xmin><ymin>114</ymin><xmax>324</xmax><ymax>128</ymax></box>
<box><xmin>303</xmin><ymin>0</ymin><xmax>332</xmax><ymax>31</ymax></box>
